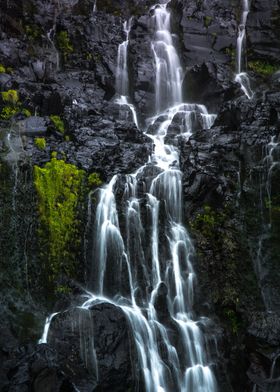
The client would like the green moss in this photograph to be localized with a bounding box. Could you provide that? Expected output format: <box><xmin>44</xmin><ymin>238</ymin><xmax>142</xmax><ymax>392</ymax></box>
<box><xmin>204</xmin><ymin>16</ymin><xmax>213</xmax><ymax>28</ymax></box>
<box><xmin>248</xmin><ymin>60</ymin><xmax>279</xmax><ymax>76</ymax></box>
<box><xmin>0</xmin><ymin>64</ymin><xmax>6</xmax><ymax>73</ymax></box>
<box><xmin>0</xmin><ymin>106</ymin><xmax>18</xmax><ymax>120</ymax></box>
<box><xmin>34</xmin><ymin>159</ymin><xmax>102</xmax><ymax>293</ymax></box>
<box><xmin>224</xmin><ymin>309</ymin><xmax>240</xmax><ymax>335</ymax></box>
<box><xmin>34</xmin><ymin>158</ymin><xmax>85</xmax><ymax>286</ymax></box>
<box><xmin>56</xmin><ymin>285</ymin><xmax>72</xmax><ymax>294</ymax></box>
<box><xmin>190</xmin><ymin>205</ymin><xmax>240</xmax><ymax>307</ymax></box>
<box><xmin>50</xmin><ymin>115</ymin><xmax>65</xmax><ymax>133</ymax></box>
<box><xmin>88</xmin><ymin>172</ymin><xmax>102</xmax><ymax>187</ymax></box>
<box><xmin>56</xmin><ymin>31</ymin><xmax>74</xmax><ymax>59</ymax></box>
<box><xmin>0</xmin><ymin>106</ymin><xmax>31</xmax><ymax>121</ymax></box>
<box><xmin>224</xmin><ymin>46</ymin><xmax>236</xmax><ymax>67</ymax></box>
<box><xmin>190</xmin><ymin>205</ymin><xmax>226</xmax><ymax>238</ymax></box>
<box><xmin>22</xmin><ymin>108</ymin><xmax>32</xmax><ymax>117</ymax></box>
<box><xmin>25</xmin><ymin>24</ymin><xmax>42</xmax><ymax>41</ymax></box>
<box><xmin>34</xmin><ymin>137</ymin><xmax>46</xmax><ymax>150</ymax></box>
<box><xmin>1</xmin><ymin>90</ymin><xmax>19</xmax><ymax>106</ymax></box>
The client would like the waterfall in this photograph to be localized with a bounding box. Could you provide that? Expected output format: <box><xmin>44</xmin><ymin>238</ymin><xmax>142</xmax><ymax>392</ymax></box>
<box><xmin>235</xmin><ymin>0</ymin><xmax>253</xmax><ymax>99</ymax></box>
<box><xmin>151</xmin><ymin>2</ymin><xmax>182</xmax><ymax>113</ymax></box>
<box><xmin>85</xmin><ymin>2</ymin><xmax>217</xmax><ymax>390</ymax></box>
<box><xmin>115</xmin><ymin>18</ymin><xmax>139</xmax><ymax>128</ymax></box>
<box><xmin>41</xmin><ymin>1</ymin><xmax>218</xmax><ymax>390</ymax></box>
<box><xmin>116</xmin><ymin>19</ymin><xmax>132</xmax><ymax>98</ymax></box>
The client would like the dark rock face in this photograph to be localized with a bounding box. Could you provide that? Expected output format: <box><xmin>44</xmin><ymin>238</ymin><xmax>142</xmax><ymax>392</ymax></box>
<box><xmin>47</xmin><ymin>303</ymin><xmax>136</xmax><ymax>391</ymax></box>
<box><xmin>1</xmin><ymin>0</ymin><xmax>280</xmax><ymax>391</ymax></box>
<box><xmin>247</xmin><ymin>0</ymin><xmax>280</xmax><ymax>64</ymax></box>
<box><xmin>179</xmin><ymin>92</ymin><xmax>280</xmax><ymax>390</ymax></box>
<box><xmin>247</xmin><ymin>312</ymin><xmax>280</xmax><ymax>391</ymax></box>
<box><xmin>0</xmin><ymin>303</ymin><xmax>136</xmax><ymax>392</ymax></box>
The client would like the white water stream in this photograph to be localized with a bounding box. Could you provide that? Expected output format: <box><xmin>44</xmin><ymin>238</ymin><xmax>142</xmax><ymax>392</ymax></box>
<box><xmin>115</xmin><ymin>18</ymin><xmax>140</xmax><ymax>128</ymax></box>
<box><xmin>151</xmin><ymin>3</ymin><xmax>182</xmax><ymax>113</ymax></box>
<box><xmin>235</xmin><ymin>0</ymin><xmax>253</xmax><ymax>99</ymax></box>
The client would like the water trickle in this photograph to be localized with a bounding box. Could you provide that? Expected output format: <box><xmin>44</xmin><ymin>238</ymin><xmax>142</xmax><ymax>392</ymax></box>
<box><xmin>235</xmin><ymin>0</ymin><xmax>253</xmax><ymax>99</ymax></box>
<box><xmin>47</xmin><ymin>23</ymin><xmax>60</xmax><ymax>72</ymax></box>
<box><xmin>255</xmin><ymin>136</ymin><xmax>280</xmax><ymax>310</ymax></box>
<box><xmin>38</xmin><ymin>312</ymin><xmax>59</xmax><ymax>344</ymax></box>
<box><xmin>93</xmin><ymin>0</ymin><xmax>97</xmax><ymax>13</ymax></box>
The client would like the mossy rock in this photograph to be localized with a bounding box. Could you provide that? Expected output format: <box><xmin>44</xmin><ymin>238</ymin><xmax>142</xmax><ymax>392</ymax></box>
<box><xmin>34</xmin><ymin>158</ymin><xmax>102</xmax><ymax>295</ymax></box>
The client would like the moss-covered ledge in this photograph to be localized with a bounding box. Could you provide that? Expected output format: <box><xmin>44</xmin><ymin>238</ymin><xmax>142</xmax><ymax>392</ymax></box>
<box><xmin>34</xmin><ymin>157</ymin><xmax>101</xmax><ymax>295</ymax></box>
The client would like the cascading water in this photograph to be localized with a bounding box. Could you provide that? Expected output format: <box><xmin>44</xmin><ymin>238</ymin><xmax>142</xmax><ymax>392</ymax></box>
<box><xmin>235</xmin><ymin>0</ymin><xmax>253</xmax><ymax>99</ymax></box>
<box><xmin>115</xmin><ymin>18</ymin><xmax>139</xmax><ymax>128</ymax></box>
<box><xmin>151</xmin><ymin>2</ymin><xmax>182</xmax><ymax>113</ymax></box>
<box><xmin>116</xmin><ymin>19</ymin><xmax>131</xmax><ymax>98</ymax></box>
<box><xmin>40</xmin><ymin>1</ymin><xmax>218</xmax><ymax>390</ymax></box>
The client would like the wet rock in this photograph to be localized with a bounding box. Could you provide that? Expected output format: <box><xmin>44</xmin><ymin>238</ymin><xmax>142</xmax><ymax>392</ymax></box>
<box><xmin>47</xmin><ymin>303</ymin><xmax>136</xmax><ymax>391</ymax></box>
<box><xmin>247</xmin><ymin>312</ymin><xmax>280</xmax><ymax>391</ymax></box>
<box><xmin>19</xmin><ymin>116</ymin><xmax>47</xmax><ymax>136</ymax></box>
<box><xmin>183</xmin><ymin>62</ymin><xmax>236</xmax><ymax>112</ymax></box>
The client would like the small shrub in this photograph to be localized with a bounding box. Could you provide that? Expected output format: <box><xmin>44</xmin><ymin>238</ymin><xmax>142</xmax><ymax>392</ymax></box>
<box><xmin>88</xmin><ymin>172</ymin><xmax>102</xmax><ymax>187</ymax></box>
<box><xmin>1</xmin><ymin>90</ymin><xmax>19</xmax><ymax>106</ymax></box>
<box><xmin>0</xmin><ymin>106</ymin><xmax>18</xmax><ymax>120</ymax></box>
<box><xmin>25</xmin><ymin>24</ymin><xmax>42</xmax><ymax>41</ymax></box>
<box><xmin>0</xmin><ymin>64</ymin><xmax>6</xmax><ymax>73</ymax></box>
<box><xmin>204</xmin><ymin>15</ymin><xmax>212</xmax><ymax>28</ymax></box>
<box><xmin>50</xmin><ymin>115</ymin><xmax>65</xmax><ymax>133</ymax></box>
<box><xmin>35</xmin><ymin>137</ymin><xmax>46</xmax><ymax>150</ymax></box>
<box><xmin>22</xmin><ymin>108</ymin><xmax>32</xmax><ymax>117</ymax></box>
<box><xmin>248</xmin><ymin>60</ymin><xmax>279</xmax><ymax>76</ymax></box>
<box><xmin>56</xmin><ymin>31</ymin><xmax>73</xmax><ymax>59</ymax></box>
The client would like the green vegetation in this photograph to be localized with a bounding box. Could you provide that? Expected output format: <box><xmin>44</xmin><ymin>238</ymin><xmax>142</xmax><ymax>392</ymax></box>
<box><xmin>204</xmin><ymin>15</ymin><xmax>213</xmax><ymax>28</ymax></box>
<box><xmin>190</xmin><ymin>205</ymin><xmax>226</xmax><ymax>238</ymax></box>
<box><xmin>34</xmin><ymin>158</ymin><xmax>85</xmax><ymax>287</ymax></box>
<box><xmin>50</xmin><ymin>115</ymin><xmax>65</xmax><ymax>133</ymax></box>
<box><xmin>225</xmin><ymin>46</ymin><xmax>236</xmax><ymax>66</ymax></box>
<box><xmin>1</xmin><ymin>90</ymin><xmax>20</xmax><ymax>120</ymax></box>
<box><xmin>190</xmin><ymin>205</ymin><xmax>240</xmax><ymax>307</ymax></box>
<box><xmin>224</xmin><ymin>309</ymin><xmax>240</xmax><ymax>335</ymax></box>
<box><xmin>248</xmin><ymin>60</ymin><xmax>279</xmax><ymax>76</ymax></box>
<box><xmin>22</xmin><ymin>108</ymin><xmax>31</xmax><ymax>117</ymax></box>
<box><xmin>0</xmin><ymin>90</ymin><xmax>33</xmax><ymax>120</ymax></box>
<box><xmin>25</xmin><ymin>24</ymin><xmax>42</xmax><ymax>41</ymax></box>
<box><xmin>88</xmin><ymin>172</ymin><xmax>102</xmax><ymax>187</ymax></box>
<box><xmin>56</xmin><ymin>31</ymin><xmax>74</xmax><ymax>59</ymax></box>
<box><xmin>34</xmin><ymin>137</ymin><xmax>46</xmax><ymax>150</ymax></box>
<box><xmin>1</xmin><ymin>90</ymin><xmax>19</xmax><ymax>105</ymax></box>
<box><xmin>34</xmin><ymin>158</ymin><xmax>102</xmax><ymax>293</ymax></box>
<box><xmin>0</xmin><ymin>106</ymin><xmax>18</xmax><ymax>120</ymax></box>
<box><xmin>0</xmin><ymin>64</ymin><xmax>6</xmax><ymax>73</ymax></box>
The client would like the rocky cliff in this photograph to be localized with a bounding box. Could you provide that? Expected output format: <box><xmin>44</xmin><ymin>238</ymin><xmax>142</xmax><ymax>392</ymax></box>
<box><xmin>0</xmin><ymin>0</ymin><xmax>280</xmax><ymax>391</ymax></box>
